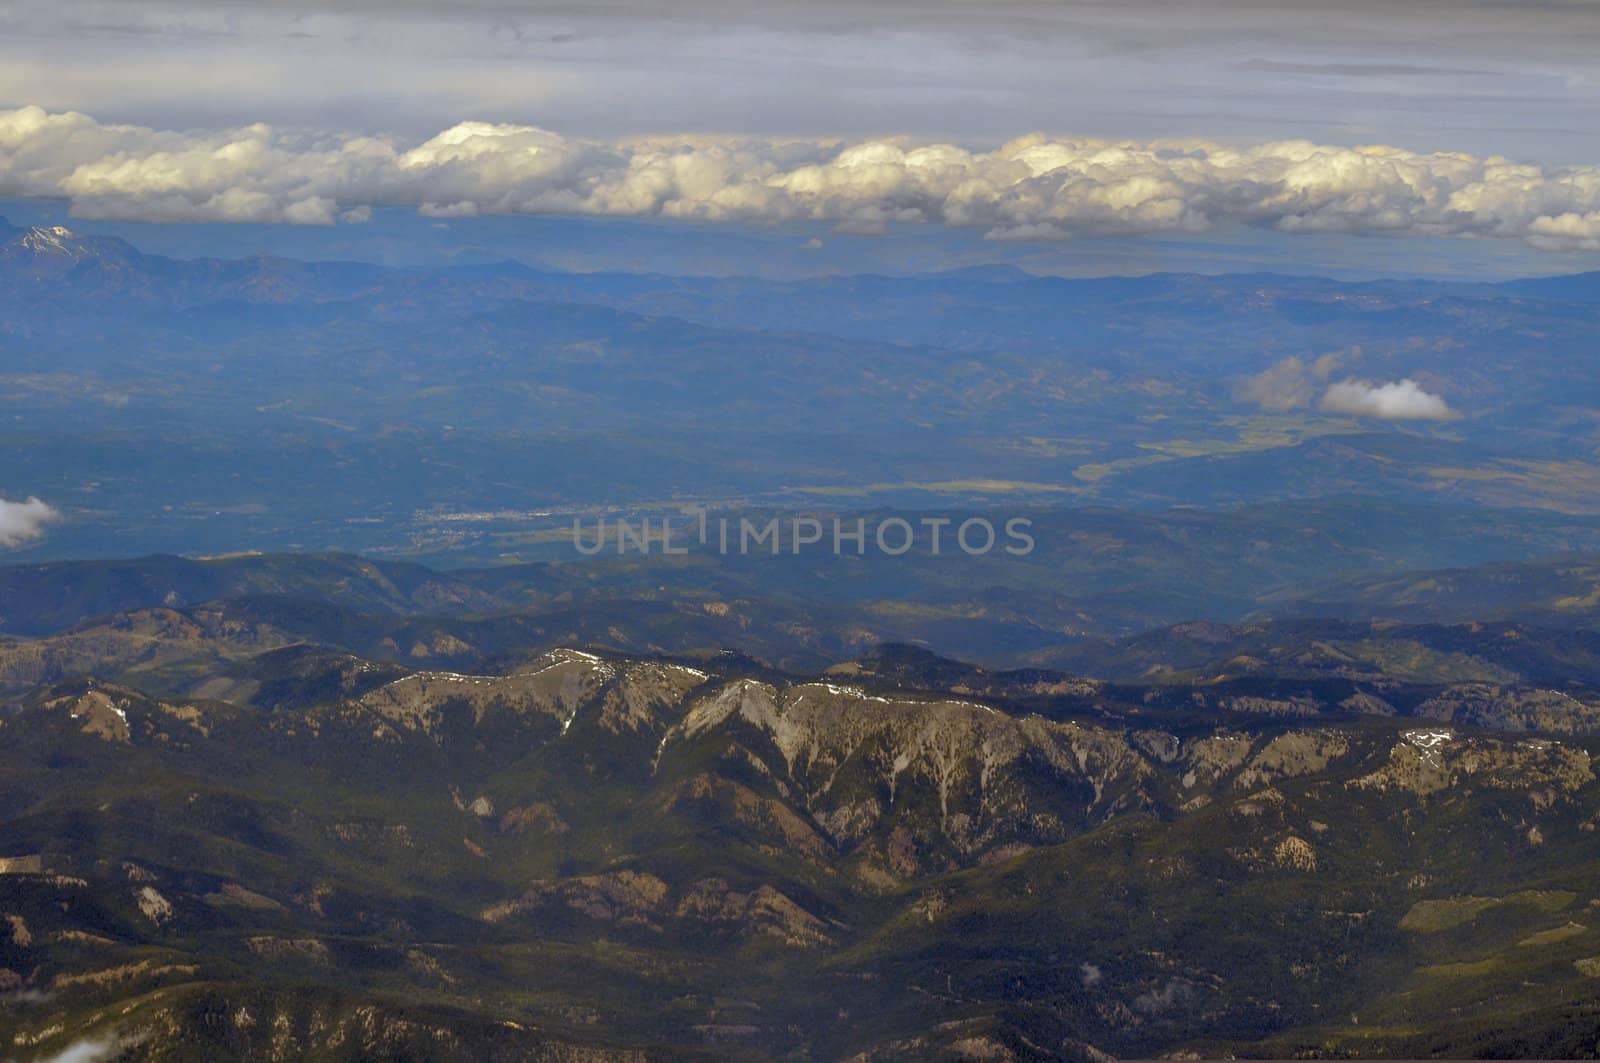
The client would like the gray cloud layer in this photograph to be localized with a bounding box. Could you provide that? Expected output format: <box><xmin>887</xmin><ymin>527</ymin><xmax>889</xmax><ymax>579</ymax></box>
<box><xmin>6</xmin><ymin>106</ymin><xmax>1600</xmax><ymax>247</ymax></box>
<box><xmin>4</xmin><ymin>1</ymin><xmax>1600</xmax><ymax>165</ymax></box>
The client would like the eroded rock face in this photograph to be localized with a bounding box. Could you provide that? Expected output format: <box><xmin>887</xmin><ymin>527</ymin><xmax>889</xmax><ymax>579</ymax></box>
<box><xmin>1273</xmin><ymin>835</ymin><xmax>1318</xmax><ymax>872</ymax></box>
<box><xmin>246</xmin><ymin>936</ymin><xmax>332</xmax><ymax>966</ymax></box>
<box><xmin>136</xmin><ymin>886</ymin><xmax>174</xmax><ymax>925</ymax></box>
<box><xmin>652</xmin><ymin>679</ymin><xmax>1155</xmax><ymax>860</ymax></box>
<box><xmin>312</xmin><ymin>650</ymin><xmax>1600</xmax><ymax>878</ymax></box>
<box><xmin>672</xmin><ymin>878</ymin><xmax>833</xmax><ymax>947</ymax></box>
<box><xmin>482</xmin><ymin>870</ymin><xmax>831</xmax><ymax>947</ymax></box>
<box><xmin>498</xmin><ymin>802</ymin><xmax>569</xmax><ymax>835</ymax></box>
<box><xmin>323</xmin><ymin>656</ymin><xmax>1176</xmax><ymax>869</ymax></box>
<box><xmin>483</xmin><ymin>869</ymin><xmax>672</xmax><ymax>928</ymax></box>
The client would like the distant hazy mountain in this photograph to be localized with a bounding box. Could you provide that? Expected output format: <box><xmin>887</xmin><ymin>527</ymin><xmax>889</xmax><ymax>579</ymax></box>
<box><xmin>1267</xmin><ymin>557</ymin><xmax>1600</xmax><ymax>628</ymax></box>
<box><xmin>0</xmin><ymin>220</ymin><xmax>389</xmax><ymax>310</ymax></box>
<box><xmin>5</xmin><ymin>513</ymin><xmax>1600</xmax><ymax>667</ymax></box>
<box><xmin>4</xmin><ymin>217</ymin><xmax>1600</xmax><ymax>583</ymax></box>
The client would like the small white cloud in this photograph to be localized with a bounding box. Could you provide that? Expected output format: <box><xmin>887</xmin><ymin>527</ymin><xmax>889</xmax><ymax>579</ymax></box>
<box><xmin>281</xmin><ymin>196</ymin><xmax>338</xmax><ymax>225</ymax></box>
<box><xmin>43</xmin><ymin>1036</ymin><xmax>120</xmax><ymax>1063</ymax></box>
<box><xmin>802</xmin><ymin>236</ymin><xmax>824</xmax><ymax>249</ymax></box>
<box><xmin>0</xmin><ymin>496</ymin><xmax>60</xmax><ymax>548</ymax></box>
<box><xmin>1320</xmin><ymin>378</ymin><xmax>1453</xmax><ymax>421</ymax></box>
<box><xmin>419</xmin><ymin>201</ymin><xmax>481</xmax><ymax>219</ymax></box>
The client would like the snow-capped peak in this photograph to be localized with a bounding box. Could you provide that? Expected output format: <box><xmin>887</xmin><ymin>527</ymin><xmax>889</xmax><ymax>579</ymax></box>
<box><xmin>16</xmin><ymin>224</ymin><xmax>87</xmax><ymax>258</ymax></box>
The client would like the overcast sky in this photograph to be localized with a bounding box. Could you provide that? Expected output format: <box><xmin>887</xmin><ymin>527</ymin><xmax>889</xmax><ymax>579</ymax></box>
<box><xmin>1</xmin><ymin>0</ymin><xmax>1599</xmax><ymax>254</ymax></box>
<box><xmin>4</xmin><ymin>0</ymin><xmax>1598</xmax><ymax>157</ymax></box>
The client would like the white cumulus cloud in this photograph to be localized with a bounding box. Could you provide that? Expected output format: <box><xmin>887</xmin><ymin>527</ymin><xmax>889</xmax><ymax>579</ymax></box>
<box><xmin>5</xmin><ymin>105</ymin><xmax>1600</xmax><ymax>247</ymax></box>
<box><xmin>1320</xmin><ymin>379</ymin><xmax>1454</xmax><ymax>421</ymax></box>
<box><xmin>0</xmin><ymin>496</ymin><xmax>62</xmax><ymax>547</ymax></box>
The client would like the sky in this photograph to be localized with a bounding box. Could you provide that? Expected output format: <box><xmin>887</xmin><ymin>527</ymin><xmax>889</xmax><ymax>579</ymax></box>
<box><xmin>1</xmin><ymin>0</ymin><xmax>1599</xmax><ymax>265</ymax></box>
<box><xmin>5</xmin><ymin>0</ymin><xmax>1599</xmax><ymax>157</ymax></box>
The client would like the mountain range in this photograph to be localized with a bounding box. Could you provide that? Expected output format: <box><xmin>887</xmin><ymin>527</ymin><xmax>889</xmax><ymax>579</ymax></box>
<box><xmin>6</xmin><ymin>629</ymin><xmax>1600</xmax><ymax>1059</ymax></box>
<box><xmin>8</xmin><ymin>219</ymin><xmax>1600</xmax><ymax>1059</ymax></box>
<box><xmin>4</xmin><ymin>219</ymin><xmax>1600</xmax><ymax>567</ymax></box>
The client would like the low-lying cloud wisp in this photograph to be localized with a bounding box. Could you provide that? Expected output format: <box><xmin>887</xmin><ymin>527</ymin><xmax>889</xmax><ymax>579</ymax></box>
<box><xmin>1239</xmin><ymin>353</ymin><xmax>1344</xmax><ymax>411</ymax></box>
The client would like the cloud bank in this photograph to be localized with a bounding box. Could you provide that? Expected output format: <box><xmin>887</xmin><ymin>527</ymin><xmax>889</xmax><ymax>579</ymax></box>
<box><xmin>6</xmin><ymin>0</ymin><xmax>1599</xmax><ymax>165</ymax></box>
<box><xmin>0</xmin><ymin>496</ymin><xmax>61</xmax><ymax>547</ymax></box>
<box><xmin>1320</xmin><ymin>379</ymin><xmax>1453</xmax><ymax>421</ymax></box>
<box><xmin>5</xmin><ymin>106</ymin><xmax>1600</xmax><ymax>247</ymax></box>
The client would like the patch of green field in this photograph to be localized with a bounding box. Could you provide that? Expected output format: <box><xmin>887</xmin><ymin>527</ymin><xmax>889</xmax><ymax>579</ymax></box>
<box><xmin>786</xmin><ymin>479</ymin><xmax>1083</xmax><ymax>496</ymax></box>
<box><xmin>1346</xmin><ymin>638</ymin><xmax>1519</xmax><ymax>684</ymax></box>
<box><xmin>1072</xmin><ymin>455</ymin><xmax>1170</xmax><ymax>482</ymax></box>
<box><xmin>1518</xmin><ymin>922</ymin><xmax>1587</xmax><ymax>947</ymax></box>
<box><xmin>862</xmin><ymin>601</ymin><xmax>975</xmax><ymax>620</ymax></box>
<box><xmin>1417</xmin><ymin>957</ymin><xmax>1503</xmax><ymax>978</ymax></box>
<box><xmin>1400</xmin><ymin>890</ymin><xmax>1576</xmax><ymax>932</ymax></box>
